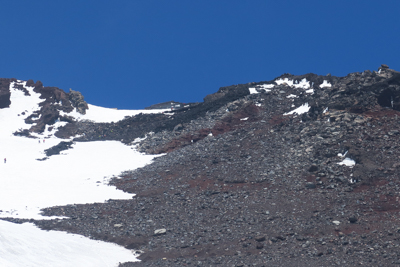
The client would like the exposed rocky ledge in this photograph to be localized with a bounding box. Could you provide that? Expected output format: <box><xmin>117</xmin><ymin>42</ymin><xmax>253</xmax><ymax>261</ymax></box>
<box><xmin>0</xmin><ymin>78</ymin><xmax>12</xmax><ymax>108</ymax></box>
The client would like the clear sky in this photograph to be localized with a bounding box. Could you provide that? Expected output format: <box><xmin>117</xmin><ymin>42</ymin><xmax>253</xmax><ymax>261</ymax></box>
<box><xmin>1</xmin><ymin>0</ymin><xmax>399</xmax><ymax>109</ymax></box>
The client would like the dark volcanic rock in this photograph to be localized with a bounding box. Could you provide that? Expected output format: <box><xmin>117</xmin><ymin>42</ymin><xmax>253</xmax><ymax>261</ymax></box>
<box><xmin>0</xmin><ymin>78</ymin><xmax>11</xmax><ymax>108</ymax></box>
<box><xmin>27</xmin><ymin>66</ymin><xmax>400</xmax><ymax>267</ymax></box>
<box><xmin>28</xmin><ymin>104</ymin><xmax>60</xmax><ymax>133</ymax></box>
<box><xmin>44</xmin><ymin>141</ymin><xmax>74</xmax><ymax>157</ymax></box>
<box><xmin>203</xmin><ymin>83</ymin><xmax>249</xmax><ymax>103</ymax></box>
<box><xmin>14</xmin><ymin>80</ymin><xmax>77</xmax><ymax>134</ymax></box>
<box><xmin>69</xmin><ymin>89</ymin><xmax>88</xmax><ymax>114</ymax></box>
<box><xmin>349</xmin><ymin>217</ymin><xmax>358</xmax><ymax>223</ymax></box>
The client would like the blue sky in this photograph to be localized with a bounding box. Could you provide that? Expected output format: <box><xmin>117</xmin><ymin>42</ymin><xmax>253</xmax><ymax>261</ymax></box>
<box><xmin>1</xmin><ymin>1</ymin><xmax>399</xmax><ymax>109</ymax></box>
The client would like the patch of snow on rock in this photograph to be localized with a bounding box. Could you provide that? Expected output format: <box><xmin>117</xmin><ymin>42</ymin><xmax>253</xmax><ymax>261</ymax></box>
<box><xmin>320</xmin><ymin>80</ymin><xmax>332</xmax><ymax>88</ymax></box>
<box><xmin>249</xmin><ymin>84</ymin><xmax>274</xmax><ymax>94</ymax></box>
<box><xmin>275</xmin><ymin>78</ymin><xmax>294</xmax><ymax>87</ymax></box>
<box><xmin>294</xmin><ymin>78</ymin><xmax>311</xmax><ymax>89</ymax></box>
<box><xmin>337</xmin><ymin>157</ymin><xmax>356</xmax><ymax>167</ymax></box>
<box><xmin>249</xmin><ymin>88</ymin><xmax>258</xmax><ymax>94</ymax></box>
<box><xmin>283</xmin><ymin>103</ymin><xmax>310</xmax><ymax>116</ymax></box>
<box><xmin>275</xmin><ymin>78</ymin><xmax>310</xmax><ymax>89</ymax></box>
<box><xmin>286</xmin><ymin>94</ymin><xmax>298</xmax><ymax>98</ymax></box>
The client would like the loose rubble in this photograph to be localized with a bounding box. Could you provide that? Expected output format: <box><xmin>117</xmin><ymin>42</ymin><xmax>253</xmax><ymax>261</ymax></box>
<box><xmin>4</xmin><ymin>65</ymin><xmax>400</xmax><ymax>266</ymax></box>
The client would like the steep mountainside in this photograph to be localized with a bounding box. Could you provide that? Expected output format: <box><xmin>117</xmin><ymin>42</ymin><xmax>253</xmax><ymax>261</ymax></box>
<box><xmin>3</xmin><ymin>65</ymin><xmax>400</xmax><ymax>266</ymax></box>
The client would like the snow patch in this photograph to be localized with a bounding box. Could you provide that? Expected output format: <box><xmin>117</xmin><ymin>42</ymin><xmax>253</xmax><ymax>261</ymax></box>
<box><xmin>320</xmin><ymin>80</ymin><xmax>332</xmax><ymax>88</ymax></box>
<box><xmin>337</xmin><ymin>157</ymin><xmax>356</xmax><ymax>167</ymax></box>
<box><xmin>275</xmin><ymin>78</ymin><xmax>310</xmax><ymax>89</ymax></box>
<box><xmin>249</xmin><ymin>87</ymin><xmax>258</xmax><ymax>94</ymax></box>
<box><xmin>283</xmin><ymin>103</ymin><xmax>310</xmax><ymax>116</ymax></box>
<box><xmin>61</xmin><ymin>104</ymin><xmax>170</xmax><ymax>124</ymax></box>
<box><xmin>249</xmin><ymin>78</ymin><xmax>312</xmax><ymax>95</ymax></box>
<box><xmin>249</xmin><ymin>84</ymin><xmax>274</xmax><ymax>94</ymax></box>
<box><xmin>286</xmin><ymin>94</ymin><xmax>298</xmax><ymax>98</ymax></box>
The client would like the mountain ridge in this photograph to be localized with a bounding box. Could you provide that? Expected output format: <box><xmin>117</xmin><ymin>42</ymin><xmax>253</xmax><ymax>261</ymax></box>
<box><xmin>2</xmin><ymin>65</ymin><xmax>400</xmax><ymax>266</ymax></box>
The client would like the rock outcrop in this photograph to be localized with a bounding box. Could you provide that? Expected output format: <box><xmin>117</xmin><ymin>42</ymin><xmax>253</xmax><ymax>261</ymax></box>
<box><xmin>69</xmin><ymin>89</ymin><xmax>88</xmax><ymax>115</ymax></box>
<box><xmin>0</xmin><ymin>78</ymin><xmax>11</xmax><ymax>108</ymax></box>
<box><xmin>8</xmin><ymin>81</ymin><xmax>90</xmax><ymax>135</ymax></box>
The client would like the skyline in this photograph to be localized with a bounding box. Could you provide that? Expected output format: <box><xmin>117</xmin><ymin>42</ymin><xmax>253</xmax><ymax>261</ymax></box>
<box><xmin>1</xmin><ymin>1</ymin><xmax>399</xmax><ymax>109</ymax></box>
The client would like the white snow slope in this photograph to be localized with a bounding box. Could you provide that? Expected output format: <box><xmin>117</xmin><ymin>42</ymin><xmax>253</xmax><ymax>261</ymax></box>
<box><xmin>0</xmin><ymin>81</ymin><xmax>166</xmax><ymax>266</ymax></box>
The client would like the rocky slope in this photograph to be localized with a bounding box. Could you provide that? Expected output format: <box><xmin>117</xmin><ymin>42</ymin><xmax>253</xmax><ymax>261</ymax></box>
<box><xmin>4</xmin><ymin>65</ymin><xmax>400</xmax><ymax>266</ymax></box>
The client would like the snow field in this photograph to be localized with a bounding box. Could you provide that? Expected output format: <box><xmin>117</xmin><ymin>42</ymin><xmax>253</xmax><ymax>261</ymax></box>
<box><xmin>0</xmin><ymin>80</ymin><xmax>165</xmax><ymax>265</ymax></box>
<box><xmin>0</xmin><ymin>139</ymin><xmax>157</xmax><ymax>219</ymax></box>
<box><xmin>62</xmin><ymin>103</ymin><xmax>170</xmax><ymax>123</ymax></box>
<box><xmin>0</xmin><ymin>220</ymin><xmax>138</xmax><ymax>267</ymax></box>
